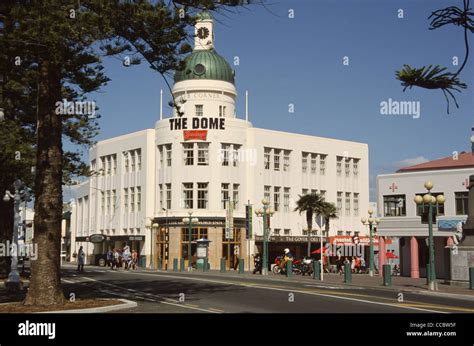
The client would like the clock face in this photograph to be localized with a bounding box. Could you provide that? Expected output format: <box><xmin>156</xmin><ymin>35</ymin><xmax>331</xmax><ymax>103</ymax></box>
<box><xmin>197</xmin><ymin>27</ymin><xmax>209</xmax><ymax>39</ymax></box>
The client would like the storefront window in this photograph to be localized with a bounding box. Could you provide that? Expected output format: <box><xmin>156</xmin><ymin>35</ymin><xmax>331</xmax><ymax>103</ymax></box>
<box><xmin>383</xmin><ymin>195</ymin><xmax>406</xmax><ymax>216</ymax></box>
<box><xmin>455</xmin><ymin>192</ymin><xmax>469</xmax><ymax>215</ymax></box>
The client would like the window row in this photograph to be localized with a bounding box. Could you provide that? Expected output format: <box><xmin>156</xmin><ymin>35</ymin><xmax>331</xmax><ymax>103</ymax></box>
<box><xmin>123</xmin><ymin>149</ymin><xmax>142</xmax><ymax>173</ymax></box>
<box><xmin>100</xmin><ymin>190</ymin><xmax>117</xmax><ymax>215</ymax></box>
<box><xmin>158</xmin><ymin>184</ymin><xmax>172</xmax><ymax>210</ymax></box>
<box><xmin>264</xmin><ymin>186</ymin><xmax>292</xmax><ymax>212</ymax></box>
<box><xmin>264</xmin><ymin>147</ymin><xmax>292</xmax><ymax>172</ymax></box>
<box><xmin>336</xmin><ymin>191</ymin><xmax>359</xmax><ymax>216</ymax></box>
<box><xmin>193</xmin><ymin>104</ymin><xmax>227</xmax><ymax>117</ymax></box>
<box><xmin>302</xmin><ymin>152</ymin><xmax>327</xmax><ymax>175</ymax></box>
<box><xmin>336</xmin><ymin>156</ymin><xmax>359</xmax><ymax>178</ymax></box>
<box><xmin>383</xmin><ymin>191</ymin><xmax>469</xmax><ymax>217</ymax></box>
<box><xmin>123</xmin><ymin>187</ymin><xmax>142</xmax><ymax>213</ymax></box>
<box><xmin>158</xmin><ymin>144</ymin><xmax>173</xmax><ymax>168</ymax></box>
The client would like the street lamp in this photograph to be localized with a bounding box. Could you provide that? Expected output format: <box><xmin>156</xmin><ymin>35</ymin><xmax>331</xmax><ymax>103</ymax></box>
<box><xmin>361</xmin><ymin>209</ymin><xmax>380</xmax><ymax>277</ymax></box>
<box><xmin>3</xmin><ymin>179</ymin><xmax>32</xmax><ymax>290</ymax></box>
<box><xmin>414</xmin><ymin>181</ymin><xmax>445</xmax><ymax>291</ymax></box>
<box><xmin>254</xmin><ymin>198</ymin><xmax>275</xmax><ymax>276</ymax></box>
<box><xmin>182</xmin><ymin>212</ymin><xmax>198</xmax><ymax>272</ymax></box>
<box><xmin>145</xmin><ymin>219</ymin><xmax>159</xmax><ymax>270</ymax></box>
<box><xmin>162</xmin><ymin>208</ymin><xmax>169</xmax><ymax>270</ymax></box>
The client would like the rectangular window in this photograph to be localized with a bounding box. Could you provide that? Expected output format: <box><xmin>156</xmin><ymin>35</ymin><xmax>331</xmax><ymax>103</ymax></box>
<box><xmin>283</xmin><ymin>150</ymin><xmax>290</xmax><ymax>172</ymax></box>
<box><xmin>232</xmin><ymin>145</ymin><xmax>241</xmax><ymax>167</ymax></box>
<box><xmin>159</xmin><ymin>146</ymin><xmax>164</xmax><ymax>168</ymax></box>
<box><xmin>137</xmin><ymin>187</ymin><xmax>141</xmax><ymax>212</ymax></box>
<box><xmin>137</xmin><ymin>150</ymin><xmax>142</xmax><ymax>171</ymax></box>
<box><xmin>345</xmin><ymin>192</ymin><xmax>351</xmax><ymax>216</ymax></box>
<box><xmin>274</xmin><ymin>228</ymin><xmax>281</xmax><ymax>236</ymax></box>
<box><xmin>415</xmin><ymin>192</ymin><xmax>445</xmax><ymax>216</ymax></box>
<box><xmin>183</xmin><ymin>143</ymin><xmax>194</xmax><ymax>166</ymax></box>
<box><xmin>302</xmin><ymin>152</ymin><xmax>308</xmax><ymax>173</ymax></box>
<box><xmin>274</xmin><ymin>149</ymin><xmax>281</xmax><ymax>171</ymax></box>
<box><xmin>221</xmin><ymin>144</ymin><xmax>230</xmax><ymax>166</ymax></box>
<box><xmin>302</xmin><ymin>188</ymin><xmax>308</xmax><ymax>195</ymax></box>
<box><xmin>311</xmin><ymin>189</ymin><xmax>317</xmax><ymax>195</ymax></box>
<box><xmin>113</xmin><ymin>155</ymin><xmax>117</xmax><ymax>175</ymax></box>
<box><xmin>166</xmin><ymin>144</ymin><xmax>172</xmax><ymax>167</ymax></box>
<box><xmin>284</xmin><ymin>187</ymin><xmax>290</xmax><ymax>213</ymax></box>
<box><xmin>124</xmin><ymin>188</ymin><xmax>128</xmax><ymax>213</ymax></box>
<box><xmin>130</xmin><ymin>187</ymin><xmax>135</xmax><ymax>212</ymax></box>
<box><xmin>284</xmin><ymin>229</ymin><xmax>290</xmax><ymax>235</ymax></box>
<box><xmin>233</xmin><ymin>184</ymin><xmax>239</xmax><ymax>209</ymax></box>
<box><xmin>264</xmin><ymin>148</ymin><xmax>271</xmax><ymax>170</ymax></box>
<box><xmin>264</xmin><ymin>185</ymin><xmax>271</xmax><ymax>204</ymax></box>
<box><xmin>197</xmin><ymin>183</ymin><xmax>208</xmax><ymax>209</ymax></box>
<box><xmin>455</xmin><ymin>192</ymin><xmax>469</xmax><ymax>215</ymax></box>
<box><xmin>166</xmin><ymin>183</ymin><xmax>172</xmax><ymax>209</ymax></box>
<box><xmin>353</xmin><ymin>159</ymin><xmax>359</xmax><ymax>177</ymax></box>
<box><xmin>106</xmin><ymin>190</ymin><xmax>111</xmax><ymax>214</ymax></box>
<box><xmin>195</xmin><ymin>104</ymin><xmax>203</xmax><ymax>117</ymax></box>
<box><xmin>131</xmin><ymin>152</ymin><xmax>136</xmax><ymax>172</ymax></box>
<box><xmin>311</xmin><ymin>154</ymin><xmax>317</xmax><ymax>174</ymax></box>
<box><xmin>337</xmin><ymin>231</ymin><xmax>343</xmax><ymax>236</ymax></box>
<box><xmin>183</xmin><ymin>183</ymin><xmax>193</xmax><ymax>209</ymax></box>
<box><xmin>219</xmin><ymin>105</ymin><xmax>226</xmax><ymax>117</ymax></box>
<box><xmin>159</xmin><ymin>184</ymin><xmax>163</xmax><ymax>210</ymax></box>
<box><xmin>112</xmin><ymin>189</ymin><xmax>116</xmax><ymax>212</ymax></box>
<box><xmin>383</xmin><ymin>195</ymin><xmax>406</xmax><ymax>217</ymax></box>
<box><xmin>320</xmin><ymin>155</ymin><xmax>326</xmax><ymax>175</ymax></box>
<box><xmin>221</xmin><ymin>183</ymin><xmax>230</xmax><ymax>209</ymax></box>
<box><xmin>197</xmin><ymin>143</ymin><xmax>209</xmax><ymax>166</ymax></box>
<box><xmin>101</xmin><ymin>191</ymin><xmax>105</xmax><ymax>214</ymax></box>
<box><xmin>124</xmin><ymin>152</ymin><xmax>129</xmax><ymax>173</ymax></box>
<box><xmin>345</xmin><ymin>159</ymin><xmax>351</xmax><ymax>177</ymax></box>
<box><xmin>274</xmin><ymin>186</ymin><xmax>281</xmax><ymax>212</ymax></box>
<box><xmin>336</xmin><ymin>156</ymin><xmax>342</xmax><ymax>176</ymax></box>
<box><xmin>106</xmin><ymin>156</ymin><xmax>111</xmax><ymax>175</ymax></box>
<box><xmin>346</xmin><ymin>231</ymin><xmax>351</xmax><ymax>236</ymax></box>
<box><xmin>320</xmin><ymin>190</ymin><xmax>326</xmax><ymax>200</ymax></box>
<box><xmin>91</xmin><ymin>159</ymin><xmax>96</xmax><ymax>173</ymax></box>
<box><xmin>353</xmin><ymin>193</ymin><xmax>359</xmax><ymax>216</ymax></box>
<box><xmin>337</xmin><ymin>192</ymin><xmax>342</xmax><ymax>214</ymax></box>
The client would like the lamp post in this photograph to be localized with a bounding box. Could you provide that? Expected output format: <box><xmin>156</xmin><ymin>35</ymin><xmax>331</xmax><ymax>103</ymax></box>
<box><xmin>145</xmin><ymin>219</ymin><xmax>159</xmax><ymax>270</ymax></box>
<box><xmin>182</xmin><ymin>212</ymin><xmax>198</xmax><ymax>272</ymax></box>
<box><xmin>414</xmin><ymin>181</ymin><xmax>445</xmax><ymax>291</ymax></box>
<box><xmin>162</xmin><ymin>207</ymin><xmax>169</xmax><ymax>270</ymax></box>
<box><xmin>361</xmin><ymin>209</ymin><xmax>380</xmax><ymax>277</ymax></box>
<box><xmin>254</xmin><ymin>198</ymin><xmax>275</xmax><ymax>276</ymax></box>
<box><xmin>3</xmin><ymin>179</ymin><xmax>32</xmax><ymax>290</ymax></box>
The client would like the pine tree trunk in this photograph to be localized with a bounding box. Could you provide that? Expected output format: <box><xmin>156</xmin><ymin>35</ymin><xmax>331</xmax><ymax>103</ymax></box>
<box><xmin>0</xmin><ymin>195</ymin><xmax>13</xmax><ymax>278</ymax></box>
<box><xmin>24</xmin><ymin>60</ymin><xmax>65</xmax><ymax>306</ymax></box>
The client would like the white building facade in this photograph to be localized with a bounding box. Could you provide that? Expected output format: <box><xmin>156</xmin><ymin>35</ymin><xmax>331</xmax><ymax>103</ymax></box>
<box><xmin>377</xmin><ymin>150</ymin><xmax>474</xmax><ymax>280</ymax></box>
<box><xmin>70</xmin><ymin>13</ymin><xmax>370</xmax><ymax>270</ymax></box>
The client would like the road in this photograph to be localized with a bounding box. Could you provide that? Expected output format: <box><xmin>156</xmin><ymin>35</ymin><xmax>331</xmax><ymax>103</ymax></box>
<box><xmin>57</xmin><ymin>265</ymin><xmax>474</xmax><ymax>314</ymax></box>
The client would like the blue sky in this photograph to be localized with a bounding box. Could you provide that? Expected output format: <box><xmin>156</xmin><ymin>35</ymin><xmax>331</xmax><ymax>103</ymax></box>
<box><xmin>65</xmin><ymin>0</ymin><xmax>473</xmax><ymax>201</ymax></box>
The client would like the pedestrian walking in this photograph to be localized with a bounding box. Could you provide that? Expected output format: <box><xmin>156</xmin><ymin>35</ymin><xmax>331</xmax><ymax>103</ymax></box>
<box><xmin>77</xmin><ymin>246</ymin><xmax>85</xmax><ymax>273</ymax></box>
<box><xmin>131</xmin><ymin>250</ymin><xmax>138</xmax><ymax>270</ymax></box>
<box><xmin>123</xmin><ymin>246</ymin><xmax>132</xmax><ymax>270</ymax></box>
<box><xmin>106</xmin><ymin>248</ymin><xmax>113</xmax><ymax>268</ymax></box>
<box><xmin>112</xmin><ymin>249</ymin><xmax>120</xmax><ymax>270</ymax></box>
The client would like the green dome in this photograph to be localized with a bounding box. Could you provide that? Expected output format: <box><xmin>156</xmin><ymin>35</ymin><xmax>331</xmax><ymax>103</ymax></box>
<box><xmin>174</xmin><ymin>49</ymin><xmax>235</xmax><ymax>84</ymax></box>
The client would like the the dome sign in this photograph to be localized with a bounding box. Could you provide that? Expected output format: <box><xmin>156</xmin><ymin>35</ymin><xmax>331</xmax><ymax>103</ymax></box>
<box><xmin>169</xmin><ymin>117</ymin><xmax>225</xmax><ymax>131</ymax></box>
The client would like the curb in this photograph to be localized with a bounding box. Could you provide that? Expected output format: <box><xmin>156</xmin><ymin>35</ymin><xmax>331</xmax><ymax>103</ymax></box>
<box><xmin>38</xmin><ymin>299</ymin><xmax>137</xmax><ymax>314</ymax></box>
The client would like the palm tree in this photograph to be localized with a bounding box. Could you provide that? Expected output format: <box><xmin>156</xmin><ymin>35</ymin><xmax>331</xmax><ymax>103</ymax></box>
<box><xmin>294</xmin><ymin>193</ymin><xmax>324</xmax><ymax>256</ymax></box>
<box><xmin>316</xmin><ymin>201</ymin><xmax>338</xmax><ymax>268</ymax></box>
<box><xmin>317</xmin><ymin>201</ymin><xmax>338</xmax><ymax>238</ymax></box>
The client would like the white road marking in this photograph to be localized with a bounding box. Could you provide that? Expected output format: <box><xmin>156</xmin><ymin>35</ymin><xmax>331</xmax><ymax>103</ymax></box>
<box><xmin>107</xmin><ymin>271</ymin><xmax>448</xmax><ymax>314</ymax></box>
<box><xmin>61</xmin><ymin>279</ymin><xmax>75</xmax><ymax>284</ymax></box>
<box><xmin>304</xmin><ymin>284</ymin><xmax>364</xmax><ymax>290</ymax></box>
<box><xmin>79</xmin><ymin>276</ymin><xmax>221</xmax><ymax>313</ymax></box>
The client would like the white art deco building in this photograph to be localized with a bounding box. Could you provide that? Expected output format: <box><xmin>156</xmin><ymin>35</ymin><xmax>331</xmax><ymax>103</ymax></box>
<box><xmin>70</xmin><ymin>13</ymin><xmax>370</xmax><ymax>270</ymax></box>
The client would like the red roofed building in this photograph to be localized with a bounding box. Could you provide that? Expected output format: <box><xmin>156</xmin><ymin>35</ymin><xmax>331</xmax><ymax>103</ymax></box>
<box><xmin>376</xmin><ymin>138</ymin><xmax>474</xmax><ymax>282</ymax></box>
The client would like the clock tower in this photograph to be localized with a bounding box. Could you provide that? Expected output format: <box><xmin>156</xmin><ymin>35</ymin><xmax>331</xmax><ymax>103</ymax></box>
<box><xmin>194</xmin><ymin>11</ymin><xmax>214</xmax><ymax>51</ymax></box>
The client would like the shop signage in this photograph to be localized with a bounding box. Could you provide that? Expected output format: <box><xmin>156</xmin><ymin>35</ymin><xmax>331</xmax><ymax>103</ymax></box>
<box><xmin>184</xmin><ymin>130</ymin><xmax>207</xmax><ymax>141</ymax></box>
<box><xmin>89</xmin><ymin>234</ymin><xmax>105</xmax><ymax>243</ymax></box>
